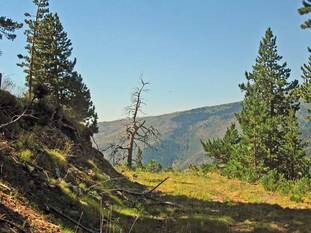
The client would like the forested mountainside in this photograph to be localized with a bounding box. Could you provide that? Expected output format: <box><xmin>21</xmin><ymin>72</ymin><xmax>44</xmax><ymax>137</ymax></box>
<box><xmin>95</xmin><ymin>102</ymin><xmax>311</xmax><ymax>168</ymax></box>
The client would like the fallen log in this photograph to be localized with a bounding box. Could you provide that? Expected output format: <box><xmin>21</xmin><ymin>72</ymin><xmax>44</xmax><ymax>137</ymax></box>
<box><xmin>110</xmin><ymin>177</ymin><xmax>169</xmax><ymax>197</ymax></box>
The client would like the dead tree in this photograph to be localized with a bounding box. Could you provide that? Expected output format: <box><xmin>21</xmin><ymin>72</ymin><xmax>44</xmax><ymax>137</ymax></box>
<box><xmin>111</xmin><ymin>79</ymin><xmax>160</xmax><ymax>168</ymax></box>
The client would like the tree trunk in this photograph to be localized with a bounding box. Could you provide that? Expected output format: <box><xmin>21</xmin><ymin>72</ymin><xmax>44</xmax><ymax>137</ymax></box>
<box><xmin>127</xmin><ymin>134</ymin><xmax>134</xmax><ymax>168</ymax></box>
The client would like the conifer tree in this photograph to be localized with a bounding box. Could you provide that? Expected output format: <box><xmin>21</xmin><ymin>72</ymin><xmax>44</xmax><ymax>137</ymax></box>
<box><xmin>298</xmin><ymin>1</ymin><xmax>311</xmax><ymax>120</ymax></box>
<box><xmin>201</xmin><ymin>123</ymin><xmax>240</xmax><ymax>164</ymax></box>
<box><xmin>280</xmin><ymin>110</ymin><xmax>309</xmax><ymax>179</ymax></box>
<box><xmin>0</xmin><ymin>17</ymin><xmax>22</xmax><ymax>57</ymax></box>
<box><xmin>63</xmin><ymin>71</ymin><xmax>98</xmax><ymax>134</ymax></box>
<box><xmin>34</xmin><ymin>13</ymin><xmax>75</xmax><ymax>104</ymax></box>
<box><xmin>301</xmin><ymin>52</ymin><xmax>311</xmax><ymax>120</ymax></box>
<box><xmin>0</xmin><ymin>17</ymin><xmax>22</xmax><ymax>41</ymax></box>
<box><xmin>298</xmin><ymin>0</ymin><xmax>311</xmax><ymax>29</ymax></box>
<box><xmin>17</xmin><ymin>0</ymin><xmax>49</xmax><ymax>99</ymax></box>
<box><xmin>237</xmin><ymin>28</ymin><xmax>304</xmax><ymax>178</ymax></box>
<box><xmin>18</xmin><ymin>1</ymin><xmax>98</xmax><ymax>134</ymax></box>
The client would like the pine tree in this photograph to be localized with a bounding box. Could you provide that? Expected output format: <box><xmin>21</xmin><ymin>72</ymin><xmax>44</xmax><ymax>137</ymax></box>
<box><xmin>35</xmin><ymin>13</ymin><xmax>75</xmax><ymax>104</ymax></box>
<box><xmin>301</xmin><ymin>51</ymin><xmax>311</xmax><ymax>120</ymax></box>
<box><xmin>18</xmin><ymin>1</ymin><xmax>98</xmax><ymax>134</ymax></box>
<box><xmin>201</xmin><ymin>123</ymin><xmax>240</xmax><ymax>164</ymax></box>
<box><xmin>63</xmin><ymin>71</ymin><xmax>98</xmax><ymax>134</ymax></box>
<box><xmin>237</xmin><ymin>28</ymin><xmax>304</xmax><ymax>178</ymax></box>
<box><xmin>298</xmin><ymin>1</ymin><xmax>311</xmax><ymax>120</ymax></box>
<box><xmin>17</xmin><ymin>0</ymin><xmax>49</xmax><ymax>99</ymax></box>
<box><xmin>280</xmin><ymin>110</ymin><xmax>309</xmax><ymax>179</ymax></box>
<box><xmin>298</xmin><ymin>0</ymin><xmax>311</xmax><ymax>29</ymax></box>
<box><xmin>0</xmin><ymin>17</ymin><xmax>22</xmax><ymax>56</ymax></box>
<box><xmin>0</xmin><ymin>17</ymin><xmax>22</xmax><ymax>41</ymax></box>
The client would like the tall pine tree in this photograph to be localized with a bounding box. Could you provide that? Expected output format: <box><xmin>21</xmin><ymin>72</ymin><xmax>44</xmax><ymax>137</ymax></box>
<box><xmin>301</xmin><ymin>52</ymin><xmax>311</xmax><ymax>120</ymax></box>
<box><xmin>17</xmin><ymin>0</ymin><xmax>49</xmax><ymax>99</ymax></box>
<box><xmin>237</xmin><ymin>28</ymin><xmax>305</xmax><ymax>178</ymax></box>
<box><xmin>299</xmin><ymin>0</ymin><xmax>311</xmax><ymax>120</ymax></box>
<box><xmin>18</xmin><ymin>1</ymin><xmax>98</xmax><ymax>134</ymax></box>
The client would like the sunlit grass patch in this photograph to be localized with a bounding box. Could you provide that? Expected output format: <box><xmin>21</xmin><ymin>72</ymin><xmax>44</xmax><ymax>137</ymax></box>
<box><xmin>44</xmin><ymin>148</ymin><xmax>67</xmax><ymax>166</ymax></box>
<box><xmin>120</xmin><ymin>168</ymin><xmax>311</xmax><ymax>209</ymax></box>
<box><xmin>18</xmin><ymin>149</ymin><xmax>33</xmax><ymax>162</ymax></box>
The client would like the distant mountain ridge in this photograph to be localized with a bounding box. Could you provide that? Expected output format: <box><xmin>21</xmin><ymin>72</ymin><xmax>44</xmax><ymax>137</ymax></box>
<box><xmin>94</xmin><ymin>102</ymin><xmax>311</xmax><ymax>169</ymax></box>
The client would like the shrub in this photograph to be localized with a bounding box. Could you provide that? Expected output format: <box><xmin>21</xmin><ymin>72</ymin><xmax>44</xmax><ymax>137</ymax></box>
<box><xmin>289</xmin><ymin>177</ymin><xmax>311</xmax><ymax>202</ymax></box>
<box><xmin>18</xmin><ymin>149</ymin><xmax>33</xmax><ymax>162</ymax></box>
<box><xmin>14</xmin><ymin>131</ymin><xmax>41</xmax><ymax>152</ymax></box>
<box><xmin>200</xmin><ymin>163</ymin><xmax>217</xmax><ymax>173</ymax></box>
<box><xmin>144</xmin><ymin>160</ymin><xmax>162</xmax><ymax>173</ymax></box>
<box><xmin>261</xmin><ymin>172</ymin><xmax>311</xmax><ymax>203</ymax></box>
<box><xmin>261</xmin><ymin>170</ymin><xmax>281</xmax><ymax>192</ymax></box>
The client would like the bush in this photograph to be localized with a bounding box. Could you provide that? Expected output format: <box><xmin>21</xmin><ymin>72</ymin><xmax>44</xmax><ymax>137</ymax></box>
<box><xmin>200</xmin><ymin>163</ymin><xmax>217</xmax><ymax>173</ymax></box>
<box><xmin>289</xmin><ymin>177</ymin><xmax>311</xmax><ymax>202</ymax></box>
<box><xmin>18</xmin><ymin>149</ymin><xmax>33</xmax><ymax>162</ymax></box>
<box><xmin>14</xmin><ymin>131</ymin><xmax>41</xmax><ymax>152</ymax></box>
<box><xmin>260</xmin><ymin>171</ymin><xmax>311</xmax><ymax>203</ymax></box>
<box><xmin>261</xmin><ymin>170</ymin><xmax>281</xmax><ymax>192</ymax></box>
<box><xmin>144</xmin><ymin>160</ymin><xmax>162</xmax><ymax>173</ymax></box>
<box><xmin>221</xmin><ymin>158</ymin><xmax>258</xmax><ymax>183</ymax></box>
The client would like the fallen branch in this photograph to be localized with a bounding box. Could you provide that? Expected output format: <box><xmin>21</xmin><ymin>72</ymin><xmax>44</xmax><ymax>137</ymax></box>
<box><xmin>0</xmin><ymin>108</ymin><xmax>28</xmax><ymax>129</ymax></box>
<box><xmin>110</xmin><ymin>177</ymin><xmax>169</xmax><ymax>196</ymax></box>
<box><xmin>0</xmin><ymin>98</ymin><xmax>36</xmax><ymax>130</ymax></box>
<box><xmin>46</xmin><ymin>205</ymin><xmax>97</xmax><ymax>233</ymax></box>
<box><xmin>143</xmin><ymin>177</ymin><xmax>169</xmax><ymax>195</ymax></box>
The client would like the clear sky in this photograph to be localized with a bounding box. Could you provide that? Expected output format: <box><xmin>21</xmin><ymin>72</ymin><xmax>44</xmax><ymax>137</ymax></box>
<box><xmin>0</xmin><ymin>0</ymin><xmax>310</xmax><ymax>121</ymax></box>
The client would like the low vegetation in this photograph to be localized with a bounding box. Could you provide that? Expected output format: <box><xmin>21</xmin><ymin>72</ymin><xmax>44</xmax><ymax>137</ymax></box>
<box><xmin>119</xmin><ymin>168</ymin><xmax>311</xmax><ymax>233</ymax></box>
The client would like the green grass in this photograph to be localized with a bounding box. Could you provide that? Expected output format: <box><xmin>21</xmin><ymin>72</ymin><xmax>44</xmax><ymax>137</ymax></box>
<box><xmin>44</xmin><ymin>148</ymin><xmax>68</xmax><ymax>166</ymax></box>
<box><xmin>117</xmin><ymin>168</ymin><xmax>311</xmax><ymax>233</ymax></box>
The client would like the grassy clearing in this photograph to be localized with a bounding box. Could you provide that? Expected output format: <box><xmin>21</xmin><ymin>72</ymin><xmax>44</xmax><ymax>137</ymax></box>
<box><xmin>121</xmin><ymin>169</ymin><xmax>311</xmax><ymax>208</ymax></box>
<box><xmin>119</xmin><ymin>168</ymin><xmax>311</xmax><ymax>233</ymax></box>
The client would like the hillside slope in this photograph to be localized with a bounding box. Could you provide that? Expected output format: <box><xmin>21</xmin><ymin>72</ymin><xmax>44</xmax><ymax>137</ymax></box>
<box><xmin>95</xmin><ymin>102</ymin><xmax>311</xmax><ymax>168</ymax></box>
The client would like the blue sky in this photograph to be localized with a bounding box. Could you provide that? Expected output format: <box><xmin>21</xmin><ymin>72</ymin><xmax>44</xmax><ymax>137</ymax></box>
<box><xmin>0</xmin><ymin>0</ymin><xmax>310</xmax><ymax>121</ymax></box>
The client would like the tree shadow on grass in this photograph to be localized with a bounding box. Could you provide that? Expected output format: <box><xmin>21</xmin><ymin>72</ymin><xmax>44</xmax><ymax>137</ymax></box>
<box><xmin>128</xmin><ymin>192</ymin><xmax>311</xmax><ymax>233</ymax></box>
<box><xmin>1</xmin><ymin>150</ymin><xmax>310</xmax><ymax>233</ymax></box>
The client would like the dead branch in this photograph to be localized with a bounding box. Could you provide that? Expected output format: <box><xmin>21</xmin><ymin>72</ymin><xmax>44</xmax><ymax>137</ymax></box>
<box><xmin>0</xmin><ymin>97</ymin><xmax>36</xmax><ymax>129</ymax></box>
<box><xmin>0</xmin><ymin>108</ymin><xmax>28</xmax><ymax>129</ymax></box>
<box><xmin>110</xmin><ymin>177</ymin><xmax>169</xmax><ymax>196</ymax></box>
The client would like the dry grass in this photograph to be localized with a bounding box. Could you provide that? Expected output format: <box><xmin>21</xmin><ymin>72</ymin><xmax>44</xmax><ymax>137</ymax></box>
<box><xmin>119</xmin><ymin>168</ymin><xmax>311</xmax><ymax>233</ymax></box>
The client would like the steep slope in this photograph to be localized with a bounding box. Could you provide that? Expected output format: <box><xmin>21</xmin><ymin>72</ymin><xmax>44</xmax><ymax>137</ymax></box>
<box><xmin>95</xmin><ymin>102</ymin><xmax>311</xmax><ymax>169</ymax></box>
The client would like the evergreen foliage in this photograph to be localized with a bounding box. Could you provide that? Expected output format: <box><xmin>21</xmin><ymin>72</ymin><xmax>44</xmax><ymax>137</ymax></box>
<box><xmin>17</xmin><ymin>1</ymin><xmax>98</xmax><ymax>135</ymax></box>
<box><xmin>201</xmin><ymin>123</ymin><xmax>240</xmax><ymax>164</ymax></box>
<box><xmin>202</xmin><ymin>28</ymin><xmax>309</xmax><ymax>180</ymax></box>
<box><xmin>299</xmin><ymin>1</ymin><xmax>311</xmax><ymax>120</ymax></box>
<box><xmin>0</xmin><ymin>16</ymin><xmax>22</xmax><ymax>56</ymax></box>
<box><xmin>301</xmin><ymin>51</ymin><xmax>311</xmax><ymax>120</ymax></box>
<box><xmin>0</xmin><ymin>16</ymin><xmax>22</xmax><ymax>41</ymax></box>
<box><xmin>236</xmin><ymin>28</ymin><xmax>306</xmax><ymax>179</ymax></box>
<box><xmin>298</xmin><ymin>0</ymin><xmax>311</xmax><ymax>29</ymax></box>
<box><xmin>17</xmin><ymin>0</ymin><xmax>49</xmax><ymax>98</ymax></box>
